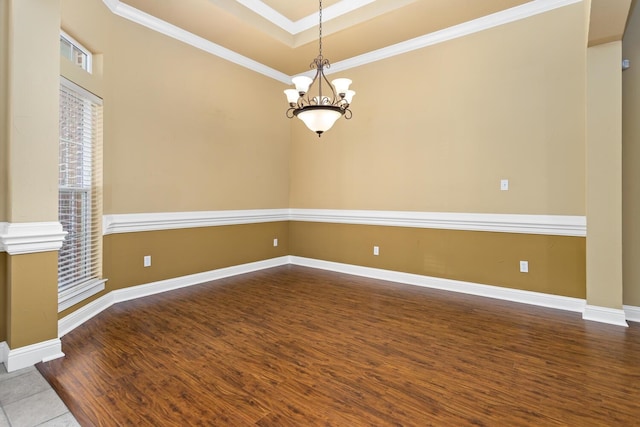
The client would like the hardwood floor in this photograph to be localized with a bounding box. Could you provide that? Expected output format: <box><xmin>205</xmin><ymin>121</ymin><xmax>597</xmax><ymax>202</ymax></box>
<box><xmin>37</xmin><ymin>265</ymin><xmax>640</xmax><ymax>426</ymax></box>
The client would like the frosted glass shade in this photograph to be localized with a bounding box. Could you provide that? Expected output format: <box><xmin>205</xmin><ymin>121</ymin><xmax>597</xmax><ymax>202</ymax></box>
<box><xmin>292</xmin><ymin>76</ymin><xmax>313</xmax><ymax>94</ymax></box>
<box><xmin>284</xmin><ymin>89</ymin><xmax>299</xmax><ymax>104</ymax></box>
<box><xmin>331</xmin><ymin>78</ymin><xmax>352</xmax><ymax>95</ymax></box>
<box><xmin>296</xmin><ymin>106</ymin><xmax>343</xmax><ymax>135</ymax></box>
<box><xmin>344</xmin><ymin>90</ymin><xmax>356</xmax><ymax>104</ymax></box>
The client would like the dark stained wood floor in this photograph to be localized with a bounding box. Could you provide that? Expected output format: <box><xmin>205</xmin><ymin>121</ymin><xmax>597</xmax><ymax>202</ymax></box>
<box><xmin>37</xmin><ymin>265</ymin><xmax>640</xmax><ymax>426</ymax></box>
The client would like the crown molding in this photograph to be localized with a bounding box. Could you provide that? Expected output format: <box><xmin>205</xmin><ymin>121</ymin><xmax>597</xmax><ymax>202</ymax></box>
<box><xmin>102</xmin><ymin>0</ymin><xmax>582</xmax><ymax>81</ymax></box>
<box><xmin>102</xmin><ymin>0</ymin><xmax>290</xmax><ymax>83</ymax></box>
<box><xmin>327</xmin><ymin>0</ymin><xmax>583</xmax><ymax>74</ymax></box>
<box><xmin>0</xmin><ymin>222</ymin><xmax>67</xmax><ymax>255</ymax></box>
<box><xmin>235</xmin><ymin>0</ymin><xmax>376</xmax><ymax>35</ymax></box>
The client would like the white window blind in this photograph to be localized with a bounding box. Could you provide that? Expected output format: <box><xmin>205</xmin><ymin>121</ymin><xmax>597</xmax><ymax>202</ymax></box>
<box><xmin>58</xmin><ymin>77</ymin><xmax>105</xmax><ymax>312</ymax></box>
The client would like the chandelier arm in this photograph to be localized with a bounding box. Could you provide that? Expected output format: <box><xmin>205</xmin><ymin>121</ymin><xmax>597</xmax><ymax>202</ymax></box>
<box><xmin>343</xmin><ymin>108</ymin><xmax>352</xmax><ymax>120</ymax></box>
<box><xmin>318</xmin><ymin>63</ymin><xmax>339</xmax><ymax>105</ymax></box>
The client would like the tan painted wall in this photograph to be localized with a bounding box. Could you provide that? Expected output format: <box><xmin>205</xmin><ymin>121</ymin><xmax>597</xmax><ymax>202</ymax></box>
<box><xmin>290</xmin><ymin>4</ymin><xmax>586</xmax><ymax>215</ymax></box>
<box><xmin>291</xmin><ymin>223</ymin><xmax>586</xmax><ymax>298</ymax></box>
<box><xmin>0</xmin><ymin>252</ymin><xmax>6</xmax><ymax>342</ymax></box>
<box><xmin>6</xmin><ymin>0</ymin><xmax>60</xmax><ymax>222</ymax></box>
<box><xmin>6</xmin><ymin>252</ymin><xmax>58</xmax><ymax>348</ymax></box>
<box><xmin>61</xmin><ymin>0</ymin><xmax>291</xmax><ymax>215</ymax></box>
<box><xmin>586</xmin><ymin>41</ymin><xmax>623</xmax><ymax>310</ymax></box>
<box><xmin>59</xmin><ymin>222</ymin><xmax>289</xmax><ymax>317</ymax></box>
<box><xmin>623</xmin><ymin>2</ymin><xmax>640</xmax><ymax>306</ymax></box>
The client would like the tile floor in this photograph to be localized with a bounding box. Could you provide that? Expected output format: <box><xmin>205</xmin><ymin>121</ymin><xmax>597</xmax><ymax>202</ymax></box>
<box><xmin>0</xmin><ymin>364</ymin><xmax>80</xmax><ymax>427</ymax></box>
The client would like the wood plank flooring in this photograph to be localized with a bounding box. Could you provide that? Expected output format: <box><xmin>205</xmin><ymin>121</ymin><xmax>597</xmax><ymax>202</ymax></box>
<box><xmin>37</xmin><ymin>265</ymin><xmax>640</xmax><ymax>426</ymax></box>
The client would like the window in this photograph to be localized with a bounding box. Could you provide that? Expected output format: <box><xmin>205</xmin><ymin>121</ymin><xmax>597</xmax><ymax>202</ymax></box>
<box><xmin>60</xmin><ymin>31</ymin><xmax>92</xmax><ymax>73</ymax></box>
<box><xmin>58</xmin><ymin>77</ymin><xmax>105</xmax><ymax>312</ymax></box>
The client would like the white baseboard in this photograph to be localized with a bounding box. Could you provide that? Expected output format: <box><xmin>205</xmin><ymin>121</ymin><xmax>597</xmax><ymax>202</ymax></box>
<box><xmin>582</xmin><ymin>305</ymin><xmax>629</xmax><ymax>327</ymax></box>
<box><xmin>58</xmin><ymin>255</ymin><xmax>632</xmax><ymax>349</ymax></box>
<box><xmin>58</xmin><ymin>292</ymin><xmax>116</xmax><ymax>338</ymax></box>
<box><xmin>59</xmin><ymin>256</ymin><xmax>290</xmax><ymax>337</ymax></box>
<box><xmin>624</xmin><ymin>305</ymin><xmax>640</xmax><ymax>323</ymax></box>
<box><xmin>4</xmin><ymin>339</ymin><xmax>64</xmax><ymax>372</ymax></box>
<box><xmin>0</xmin><ymin>341</ymin><xmax>8</xmax><ymax>368</ymax></box>
<box><xmin>290</xmin><ymin>256</ymin><xmax>587</xmax><ymax>313</ymax></box>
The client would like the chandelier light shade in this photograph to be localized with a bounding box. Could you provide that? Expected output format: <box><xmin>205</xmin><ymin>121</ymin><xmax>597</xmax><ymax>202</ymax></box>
<box><xmin>284</xmin><ymin>0</ymin><xmax>355</xmax><ymax>137</ymax></box>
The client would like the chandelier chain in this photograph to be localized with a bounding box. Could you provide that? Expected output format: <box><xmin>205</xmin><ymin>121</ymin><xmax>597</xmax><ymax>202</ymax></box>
<box><xmin>319</xmin><ymin>0</ymin><xmax>323</xmax><ymax>58</ymax></box>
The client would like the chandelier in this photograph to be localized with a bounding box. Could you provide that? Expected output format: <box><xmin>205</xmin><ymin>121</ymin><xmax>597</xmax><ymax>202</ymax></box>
<box><xmin>284</xmin><ymin>0</ymin><xmax>355</xmax><ymax>137</ymax></box>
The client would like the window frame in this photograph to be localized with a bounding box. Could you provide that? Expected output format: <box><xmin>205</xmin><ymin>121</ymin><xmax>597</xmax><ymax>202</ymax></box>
<box><xmin>60</xmin><ymin>30</ymin><xmax>93</xmax><ymax>74</ymax></box>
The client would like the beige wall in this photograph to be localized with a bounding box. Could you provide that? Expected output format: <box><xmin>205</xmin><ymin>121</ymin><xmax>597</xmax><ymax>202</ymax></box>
<box><xmin>586</xmin><ymin>41</ymin><xmax>623</xmax><ymax>309</ymax></box>
<box><xmin>60</xmin><ymin>222</ymin><xmax>289</xmax><ymax>317</ymax></box>
<box><xmin>62</xmin><ymin>0</ymin><xmax>290</xmax><ymax>216</ymax></box>
<box><xmin>0</xmin><ymin>252</ymin><xmax>6</xmax><ymax>342</ymax></box>
<box><xmin>290</xmin><ymin>4</ymin><xmax>586</xmax><ymax>215</ymax></box>
<box><xmin>58</xmin><ymin>1</ymin><xmax>591</xmax><ymax>318</ymax></box>
<box><xmin>2</xmin><ymin>0</ymin><xmax>61</xmax><ymax>350</ymax></box>
<box><xmin>623</xmin><ymin>2</ymin><xmax>640</xmax><ymax>306</ymax></box>
<box><xmin>291</xmin><ymin>223</ymin><xmax>586</xmax><ymax>298</ymax></box>
<box><xmin>6</xmin><ymin>0</ymin><xmax>60</xmax><ymax>223</ymax></box>
<box><xmin>0</xmin><ymin>0</ymin><xmax>7</xmax><ymax>222</ymax></box>
<box><xmin>55</xmin><ymin>0</ymin><xmax>291</xmax><ymax>316</ymax></box>
<box><xmin>6</xmin><ymin>252</ymin><xmax>58</xmax><ymax>348</ymax></box>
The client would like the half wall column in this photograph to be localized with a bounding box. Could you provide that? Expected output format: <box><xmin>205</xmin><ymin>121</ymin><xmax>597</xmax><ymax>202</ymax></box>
<box><xmin>584</xmin><ymin>41</ymin><xmax>627</xmax><ymax>326</ymax></box>
<box><xmin>2</xmin><ymin>0</ymin><xmax>64</xmax><ymax>371</ymax></box>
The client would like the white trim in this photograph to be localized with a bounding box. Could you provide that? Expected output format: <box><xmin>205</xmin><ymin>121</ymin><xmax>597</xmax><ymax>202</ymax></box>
<box><xmin>58</xmin><ymin>292</ymin><xmax>116</xmax><ymax>338</ymax></box>
<box><xmin>60</xmin><ymin>76</ymin><xmax>102</xmax><ymax>105</ymax></box>
<box><xmin>103</xmin><ymin>209</ymin><xmax>290</xmax><ymax>235</ymax></box>
<box><xmin>0</xmin><ymin>222</ymin><xmax>6</xmax><ymax>252</ymax></box>
<box><xmin>235</xmin><ymin>0</ymin><xmax>377</xmax><ymax>35</ymax></box>
<box><xmin>58</xmin><ymin>278</ymin><xmax>107</xmax><ymax>313</ymax></box>
<box><xmin>0</xmin><ymin>222</ymin><xmax>67</xmax><ymax>255</ymax></box>
<box><xmin>4</xmin><ymin>339</ymin><xmax>64</xmax><ymax>372</ymax></box>
<box><xmin>582</xmin><ymin>305</ymin><xmax>629</xmax><ymax>327</ymax></box>
<box><xmin>58</xmin><ymin>256</ymin><xmax>290</xmax><ymax>337</ymax></box>
<box><xmin>327</xmin><ymin>0</ymin><xmax>582</xmax><ymax>75</ymax></box>
<box><xmin>60</xmin><ymin>30</ymin><xmax>93</xmax><ymax>74</ymax></box>
<box><xmin>289</xmin><ymin>209</ymin><xmax>586</xmax><ymax>237</ymax></box>
<box><xmin>103</xmin><ymin>209</ymin><xmax>586</xmax><ymax>237</ymax></box>
<box><xmin>0</xmin><ymin>341</ymin><xmax>8</xmax><ymax>368</ymax></box>
<box><xmin>290</xmin><ymin>256</ymin><xmax>587</xmax><ymax>313</ymax></box>
<box><xmin>56</xmin><ymin>255</ymin><xmax>635</xmax><ymax>360</ymax></box>
<box><xmin>100</xmin><ymin>0</ymin><xmax>581</xmax><ymax>80</ymax></box>
<box><xmin>624</xmin><ymin>305</ymin><xmax>640</xmax><ymax>323</ymax></box>
<box><xmin>102</xmin><ymin>0</ymin><xmax>290</xmax><ymax>83</ymax></box>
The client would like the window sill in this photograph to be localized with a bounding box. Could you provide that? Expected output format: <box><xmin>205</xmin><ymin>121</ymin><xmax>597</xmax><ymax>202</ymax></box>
<box><xmin>59</xmin><ymin>278</ymin><xmax>107</xmax><ymax>313</ymax></box>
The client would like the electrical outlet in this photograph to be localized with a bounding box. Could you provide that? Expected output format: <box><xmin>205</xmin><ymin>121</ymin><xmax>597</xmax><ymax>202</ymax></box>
<box><xmin>519</xmin><ymin>260</ymin><xmax>528</xmax><ymax>273</ymax></box>
<box><xmin>273</xmin><ymin>238</ymin><xmax>278</xmax><ymax>247</ymax></box>
<box><xmin>373</xmin><ymin>246</ymin><xmax>379</xmax><ymax>256</ymax></box>
<box><xmin>144</xmin><ymin>255</ymin><xmax>151</xmax><ymax>267</ymax></box>
<box><xmin>501</xmin><ymin>179</ymin><xmax>509</xmax><ymax>191</ymax></box>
